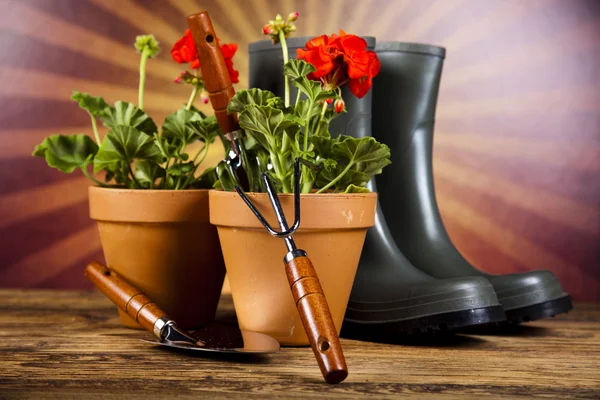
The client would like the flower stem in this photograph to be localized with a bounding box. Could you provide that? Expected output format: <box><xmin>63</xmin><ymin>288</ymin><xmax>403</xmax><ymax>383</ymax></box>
<box><xmin>181</xmin><ymin>142</ymin><xmax>210</xmax><ymax>189</ymax></box>
<box><xmin>270</xmin><ymin>150</ymin><xmax>291</xmax><ymax>193</ymax></box>
<box><xmin>316</xmin><ymin>162</ymin><xmax>355</xmax><ymax>193</ymax></box>
<box><xmin>138</xmin><ymin>49</ymin><xmax>149</xmax><ymax>110</ymax></box>
<box><xmin>82</xmin><ymin>167</ymin><xmax>109</xmax><ymax>187</ymax></box>
<box><xmin>279</xmin><ymin>31</ymin><xmax>290</xmax><ymax>107</ymax></box>
<box><xmin>90</xmin><ymin>115</ymin><xmax>101</xmax><ymax>144</ymax></box>
<box><xmin>186</xmin><ymin>85</ymin><xmax>200</xmax><ymax>110</ymax></box>
<box><xmin>128</xmin><ymin>163</ymin><xmax>142</xmax><ymax>188</ymax></box>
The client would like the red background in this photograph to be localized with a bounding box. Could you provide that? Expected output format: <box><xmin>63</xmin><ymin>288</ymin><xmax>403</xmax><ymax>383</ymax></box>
<box><xmin>0</xmin><ymin>0</ymin><xmax>598</xmax><ymax>301</ymax></box>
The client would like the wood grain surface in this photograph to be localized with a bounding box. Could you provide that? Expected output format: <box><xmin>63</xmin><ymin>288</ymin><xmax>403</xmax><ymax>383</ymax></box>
<box><xmin>0</xmin><ymin>290</ymin><xmax>598</xmax><ymax>399</ymax></box>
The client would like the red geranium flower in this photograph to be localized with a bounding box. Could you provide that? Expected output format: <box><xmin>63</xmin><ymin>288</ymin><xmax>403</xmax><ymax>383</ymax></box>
<box><xmin>296</xmin><ymin>30</ymin><xmax>379</xmax><ymax>98</ymax></box>
<box><xmin>170</xmin><ymin>30</ymin><xmax>240</xmax><ymax>83</ymax></box>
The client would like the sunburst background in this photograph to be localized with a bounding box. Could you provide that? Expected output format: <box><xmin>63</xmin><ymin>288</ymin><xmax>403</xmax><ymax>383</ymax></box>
<box><xmin>0</xmin><ymin>0</ymin><xmax>598</xmax><ymax>301</ymax></box>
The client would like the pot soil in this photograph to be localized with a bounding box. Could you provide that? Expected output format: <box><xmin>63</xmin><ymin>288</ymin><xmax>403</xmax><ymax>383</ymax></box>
<box><xmin>209</xmin><ymin>190</ymin><xmax>377</xmax><ymax>346</ymax></box>
<box><xmin>89</xmin><ymin>187</ymin><xmax>225</xmax><ymax>329</ymax></box>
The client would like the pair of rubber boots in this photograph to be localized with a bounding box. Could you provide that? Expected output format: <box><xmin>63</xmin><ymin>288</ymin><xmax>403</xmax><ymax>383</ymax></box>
<box><xmin>249</xmin><ymin>39</ymin><xmax>572</xmax><ymax>341</ymax></box>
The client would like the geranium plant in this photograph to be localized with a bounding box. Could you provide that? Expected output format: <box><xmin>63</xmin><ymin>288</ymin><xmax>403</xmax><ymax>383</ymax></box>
<box><xmin>217</xmin><ymin>13</ymin><xmax>390</xmax><ymax>194</ymax></box>
<box><xmin>33</xmin><ymin>33</ymin><xmax>239</xmax><ymax>190</ymax></box>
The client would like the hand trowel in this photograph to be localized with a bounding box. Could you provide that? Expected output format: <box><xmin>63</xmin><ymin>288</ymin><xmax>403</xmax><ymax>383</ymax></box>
<box><xmin>85</xmin><ymin>261</ymin><xmax>280</xmax><ymax>354</ymax></box>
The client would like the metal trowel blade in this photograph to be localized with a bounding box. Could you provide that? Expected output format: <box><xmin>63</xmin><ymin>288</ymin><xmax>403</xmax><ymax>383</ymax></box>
<box><xmin>141</xmin><ymin>322</ymin><xmax>280</xmax><ymax>354</ymax></box>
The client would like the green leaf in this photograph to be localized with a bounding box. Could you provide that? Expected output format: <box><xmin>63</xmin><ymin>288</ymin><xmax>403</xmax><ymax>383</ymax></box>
<box><xmin>344</xmin><ymin>184</ymin><xmax>371</xmax><ymax>193</ymax></box>
<box><xmin>71</xmin><ymin>91</ymin><xmax>109</xmax><ymax>117</ymax></box>
<box><xmin>238</xmin><ymin>105</ymin><xmax>301</xmax><ymax>153</ymax></box>
<box><xmin>162</xmin><ymin>108</ymin><xmax>203</xmax><ymax>143</ymax></box>
<box><xmin>215</xmin><ymin>160</ymin><xmax>237</xmax><ymax>191</ymax></box>
<box><xmin>33</xmin><ymin>134</ymin><xmax>98</xmax><ymax>173</ymax></box>
<box><xmin>94</xmin><ymin>125</ymin><xmax>163</xmax><ymax>173</ymax></box>
<box><xmin>188</xmin><ymin>115</ymin><xmax>220</xmax><ymax>143</ymax></box>
<box><xmin>167</xmin><ymin>162</ymin><xmax>194</xmax><ymax>177</ymax></box>
<box><xmin>283</xmin><ymin>59</ymin><xmax>316</xmax><ymax>79</ymax></box>
<box><xmin>310</xmin><ymin>136</ymin><xmax>336</xmax><ymax>159</ymax></box>
<box><xmin>192</xmin><ymin>166</ymin><xmax>218</xmax><ymax>189</ymax></box>
<box><xmin>332</xmin><ymin>136</ymin><xmax>391</xmax><ymax>166</ymax></box>
<box><xmin>101</xmin><ymin>101</ymin><xmax>158</xmax><ymax>135</ymax></box>
<box><xmin>227</xmin><ymin>88</ymin><xmax>281</xmax><ymax>114</ymax></box>
<box><xmin>292</xmin><ymin>77</ymin><xmax>337</xmax><ymax>104</ymax></box>
<box><xmin>134</xmin><ymin>160</ymin><xmax>165</xmax><ymax>188</ymax></box>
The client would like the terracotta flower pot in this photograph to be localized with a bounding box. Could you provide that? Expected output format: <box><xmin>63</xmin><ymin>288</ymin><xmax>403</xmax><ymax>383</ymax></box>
<box><xmin>89</xmin><ymin>187</ymin><xmax>225</xmax><ymax>329</ymax></box>
<box><xmin>209</xmin><ymin>190</ymin><xmax>377</xmax><ymax>346</ymax></box>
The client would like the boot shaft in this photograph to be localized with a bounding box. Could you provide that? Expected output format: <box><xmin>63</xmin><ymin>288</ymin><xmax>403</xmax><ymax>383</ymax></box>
<box><xmin>372</xmin><ymin>42</ymin><xmax>445</xmax><ymax>155</ymax></box>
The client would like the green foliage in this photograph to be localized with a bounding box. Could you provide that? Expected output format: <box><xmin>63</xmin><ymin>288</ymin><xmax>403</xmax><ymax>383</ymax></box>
<box><xmin>33</xmin><ymin>134</ymin><xmax>98</xmax><ymax>173</ymax></box>
<box><xmin>32</xmin><ymin>34</ymin><xmax>223</xmax><ymax>191</ymax></box>
<box><xmin>222</xmin><ymin>67</ymin><xmax>391</xmax><ymax>193</ymax></box>
<box><xmin>71</xmin><ymin>91</ymin><xmax>109</xmax><ymax>117</ymax></box>
<box><xmin>101</xmin><ymin>101</ymin><xmax>158</xmax><ymax>135</ymax></box>
<box><xmin>345</xmin><ymin>184</ymin><xmax>371</xmax><ymax>193</ymax></box>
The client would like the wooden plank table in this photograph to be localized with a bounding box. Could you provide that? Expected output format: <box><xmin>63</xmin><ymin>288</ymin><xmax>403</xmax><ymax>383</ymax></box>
<box><xmin>0</xmin><ymin>290</ymin><xmax>598</xmax><ymax>399</ymax></box>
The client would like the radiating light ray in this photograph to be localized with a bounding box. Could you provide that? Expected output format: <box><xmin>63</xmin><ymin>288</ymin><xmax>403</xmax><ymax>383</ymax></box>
<box><xmin>437</xmin><ymin>85</ymin><xmax>600</xmax><ymax>120</ymax></box>
<box><xmin>436</xmin><ymin>186</ymin><xmax>595</xmax><ymax>291</ymax></box>
<box><xmin>248</xmin><ymin>0</ymin><xmax>274</xmax><ymax>27</ymax></box>
<box><xmin>214</xmin><ymin>0</ymin><xmax>261</xmax><ymax>46</ymax></box>
<box><xmin>345</xmin><ymin>0</ymin><xmax>376</xmax><ymax>35</ymax></box>
<box><xmin>304</xmin><ymin>0</ymin><xmax>321</xmax><ymax>35</ymax></box>
<box><xmin>370</xmin><ymin>0</ymin><xmax>411</xmax><ymax>39</ymax></box>
<box><xmin>0</xmin><ymin>225</ymin><xmax>100</xmax><ymax>287</ymax></box>
<box><xmin>440</xmin><ymin>0</ymin><xmax>547</xmax><ymax>53</ymax></box>
<box><xmin>0</xmin><ymin>178</ymin><xmax>91</xmax><ymax>231</ymax></box>
<box><xmin>0</xmin><ymin>2</ymin><xmax>180</xmax><ymax>82</ymax></box>
<box><xmin>433</xmin><ymin>159</ymin><xmax>600</xmax><ymax>236</ymax></box>
<box><xmin>397</xmin><ymin>0</ymin><xmax>464</xmax><ymax>41</ymax></box>
<box><xmin>435</xmin><ymin>132</ymin><xmax>600</xmax><ymax>171</ymax></box>
<box><xmin>323</xmin><ymin>0</ymin><xmax>344</xmax><ymax>36</ymax></box>
<box><xmin>0</xmin><ymin>67</ymin><xmax>184</xmax><ymax>113</ymax></box>
<box><xmin>1</xmin><ymin>128</ymin><xmax>106</xmax><ymax>160</ymax></box>
<box><xmin>442</xmin><ymin>19</ymin><xmax>600</xmax><ymax>89</ymax></box>
<box><xmin>167</xmin><ymin>0</ymin><xmax>249</xmax><ymax>86</ymax></box>
<box><xmin>281</xmin><ymin>0</ymin><xmax>295</xmax><ymax>18</ymax></box>
<box><xmin>89</xmin><ymin>0</ymin><xmax>182</xmax><ymax>44</ymax></box>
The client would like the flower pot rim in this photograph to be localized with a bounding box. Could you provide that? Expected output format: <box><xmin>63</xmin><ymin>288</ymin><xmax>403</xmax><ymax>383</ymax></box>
<box><xmin>249</xmin><ymin>36</ymin><xmax>376</xmax><ymax>52</ymax></box>
<box><xmin>88</xmin><ymin>186</ymin><xmax>211</xmax><ymax>194</ymax></box>
<box><xmin>209</xmin><ymin>189</ymin><xmax>377</xmax><ymax>229</ymax></box>
<box><xmin>89</xmin><ymin>186</ymin><xmax>211</xmax><ymax>223</ymax></box>
<box><xmin>376</xmin><ymin>41</ymin><xmax>446</xmax><ymax>58</ymax></box>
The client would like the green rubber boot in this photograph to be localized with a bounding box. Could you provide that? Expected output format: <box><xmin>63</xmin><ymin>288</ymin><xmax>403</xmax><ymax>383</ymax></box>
<box><xmin>372</xmin><ymin>42</ymin><xmax>572</xmax><ymax>323</ymax></box>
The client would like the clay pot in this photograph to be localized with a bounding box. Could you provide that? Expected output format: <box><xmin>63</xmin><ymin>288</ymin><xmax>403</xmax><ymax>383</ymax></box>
<box><xmin>209</xmin><ymin>190</ymin><xmax>377</xmax><ymax>346</ymax></box>
<box><xmin>89</xmin><ymin>187</ymin><xmax>225</xmax><ymax>329</ymax></box>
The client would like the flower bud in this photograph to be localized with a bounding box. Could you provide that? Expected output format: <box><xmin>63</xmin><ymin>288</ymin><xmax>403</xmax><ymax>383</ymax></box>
<box><xmin>201</xmin><ymin>92</ymin><xmax>209</xmax><ymax>104</ymax></box>
<box><xmin>174</xmin><ymin>76</ymin><xmax>183</xmax><ymax>84</ymax></box>
<box><xmin>326</xmin><ymin>98</ymin><xmax>333</xmax><ymax>105</ymax></box>
<box><xmin>262</xmin><ymin>24</ymin><xmax>273</xmax><ymax>35</ymax></box>
<box><xmin>334</xmin><ymin>98</ymin><xmax>345</xmax><ymax>113</ymax></box>
<box><xmin>287</xmin><ymin>12</ymin><xmax>299</xmax><ymax>22</ymax></box>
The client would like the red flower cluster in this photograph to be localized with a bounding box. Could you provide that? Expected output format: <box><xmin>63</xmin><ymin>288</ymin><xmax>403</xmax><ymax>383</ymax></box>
<box><xmin>171</xmin><ymin>29</ymin><xmax>239</xmax><ymax>83</ymax></box>
<box><xmin>296</xmin><ymin>31</ymin><xmax>380</xmax><ymax>98</ymax></box>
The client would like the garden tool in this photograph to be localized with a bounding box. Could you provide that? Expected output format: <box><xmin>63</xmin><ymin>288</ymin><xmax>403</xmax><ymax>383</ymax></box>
<box><xmin>84</xmin><ymin>262</ymin><xmax>280</xmax><ymax>354</ymax></box>
<box><xmin>188</xmin><ymin>11</ymin><xmax>348</xmax><ymax>384</ymax></box>
<box><xmin>370</xmin><ymin>42</ymin><xmax>572</xmax><ymax>324</ymax></box>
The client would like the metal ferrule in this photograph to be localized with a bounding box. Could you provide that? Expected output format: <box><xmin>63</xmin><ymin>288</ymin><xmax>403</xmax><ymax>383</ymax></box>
<box><xmin>284</xmin><ymin>249</ymin><xmax>307</xmax><ymax>264</ymax></box>
<box><xmin>225</xmin><ymin>129</ymin><xmax>241</xmax><ymax>142</ymax></box>
<box><xmin>153</xmin><ymin>317</ymin><xmax>174</xmax><ymax>340</ymax></box>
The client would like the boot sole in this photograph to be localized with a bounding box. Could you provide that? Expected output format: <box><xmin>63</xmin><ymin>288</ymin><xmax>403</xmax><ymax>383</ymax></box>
<box><xmin>342</xmin><ymin>305</ymin><xmax>505</xmax><ymax>341</ymax></box>
<box><xmin>504</xmin><ymin>295</ymin><xmax>573</xmax><ymax>324</ymax></box>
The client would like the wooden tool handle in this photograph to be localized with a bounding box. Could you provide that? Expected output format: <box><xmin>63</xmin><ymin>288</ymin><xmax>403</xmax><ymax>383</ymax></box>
<box><xmin>285</xmin><ymin>255</ymin><xmax>348</xmax><ymax>384</ymax></box>
<box><xmin>187</xmin><ymin>12</ymin><xmax>239</xmax><ymax>135</ymax></box>
<box><xmin>84</xmin><ymin>262</ymin><xmax>166</xmax><ymax>335</ymax></box>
